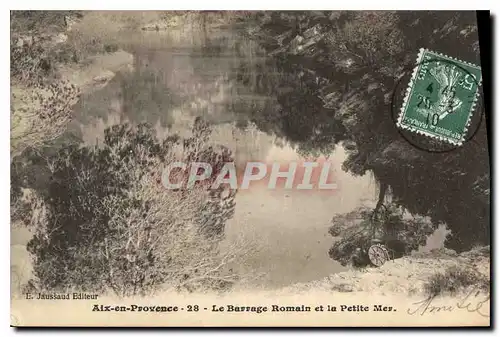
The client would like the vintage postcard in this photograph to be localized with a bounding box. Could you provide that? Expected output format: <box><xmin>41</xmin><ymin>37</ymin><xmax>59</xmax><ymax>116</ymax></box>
<box><xmin>10</xmin><ymin>10</ymin><xmax>490</xmax><ymax>327</ymax></box>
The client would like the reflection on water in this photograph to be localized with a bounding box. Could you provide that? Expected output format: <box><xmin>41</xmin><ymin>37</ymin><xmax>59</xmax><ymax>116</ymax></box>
<box><xmin>75</xmin><ymin>26</ymin><xmax>277</xmax><ymax>136</ymax></box>
<box><xmin>74</xmin><ymin>24</ymin><xmax>376</xmax><ymax>288</ymax></box>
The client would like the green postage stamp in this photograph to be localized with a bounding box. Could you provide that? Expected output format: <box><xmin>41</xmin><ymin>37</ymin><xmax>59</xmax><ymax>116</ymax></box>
<box><xmin>397</xmin><ymin>48</ymin><xmax>482</xmax><ymax>146</ymax></box>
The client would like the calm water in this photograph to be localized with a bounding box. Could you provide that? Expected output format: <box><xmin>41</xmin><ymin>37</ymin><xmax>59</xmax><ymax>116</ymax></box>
<box><xmin>14</xmin><ymin>25</ymin><xmax>377</xmax><ymax>289</ymax></box>
<box><xmin>75</xmin><ymin>25</ymin><xmax>276</xmax><ymax>136</ymax></box>
<box><xmin>77</xmin><ymin>25</ymin><xmax>378</xmax><ymax>288</ymax></box>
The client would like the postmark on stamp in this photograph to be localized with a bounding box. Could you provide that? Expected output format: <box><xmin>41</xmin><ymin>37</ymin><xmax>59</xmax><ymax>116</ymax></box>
<box><xmin>396</xmin><ymin>48</ymin><xmax>482</xmax><ymax>146</ymax></box>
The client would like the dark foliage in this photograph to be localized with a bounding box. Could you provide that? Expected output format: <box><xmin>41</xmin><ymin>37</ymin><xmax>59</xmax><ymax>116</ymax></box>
<box><xmin>26</xmin><ymin>122</ymin><xmax>237</xmax><ymax>295</ymax></box>
<box><xmin>328</xmin><ymin>204</ymin><xmax>435</xmax><ymax>267</ymax></box>
<box><xmin>241</xmin><ymin>11</ymin><xmax>489</xmax><ymax>251</ymax></box>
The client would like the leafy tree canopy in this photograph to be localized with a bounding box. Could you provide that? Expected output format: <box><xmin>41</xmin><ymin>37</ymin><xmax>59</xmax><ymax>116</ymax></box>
<box><xmin>240</xmin><ymin>11</ymin><xmax>489</xmax><ymax>251</ymax></box>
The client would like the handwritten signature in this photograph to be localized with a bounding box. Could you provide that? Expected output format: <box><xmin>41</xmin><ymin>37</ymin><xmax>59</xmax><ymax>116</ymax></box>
<box><xmin>407</xmin><ymin>288</ymin><xmax>490</xmax><ymax>318</ymax></box>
